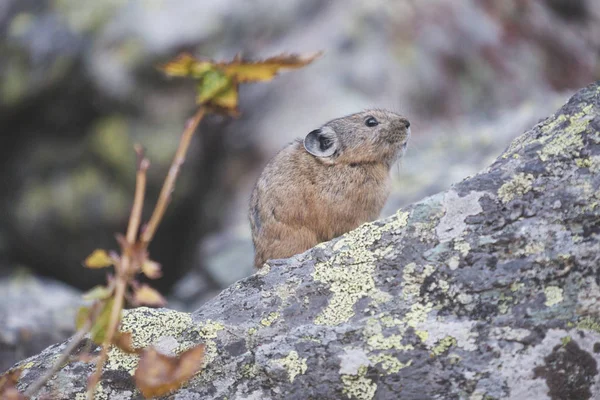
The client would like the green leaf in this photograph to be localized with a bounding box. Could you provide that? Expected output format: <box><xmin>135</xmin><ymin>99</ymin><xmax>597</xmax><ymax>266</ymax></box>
<box><xmin>89</xmin><ymin>298</ymin><xmax>117</xmax><ymax>344</ymax></box>
<box><xmin>196</xmin><ymin>69</ymin><xmax>232</xmax><ymax>105</ymax></box>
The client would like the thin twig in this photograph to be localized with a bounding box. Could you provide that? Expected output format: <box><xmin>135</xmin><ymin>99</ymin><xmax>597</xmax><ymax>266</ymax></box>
<box><xmin>25</xmin><ymin>322</ymin><xmax>91</xmax><ymax>398</ymax></box>
<box><xmin>87</xmin><ymin>280</ymin><xmax>127</xmax><ymax>399</ymax></box>
<box><xmin>141</xmin><ymin>107</ymin><xmax>205</xmax><ymax>246</ymax></box>
<box><xmin>127</xmin><ymin>146</ymin><xmax>150</xmax><ymax>244</ymax></box>
<box><xmin>88</xmin><ymin>149</ymin><xmax>150</xmax><ymax>399</ymax></box>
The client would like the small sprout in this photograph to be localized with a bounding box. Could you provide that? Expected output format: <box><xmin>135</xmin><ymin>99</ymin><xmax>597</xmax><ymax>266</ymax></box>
<box><xmin>84</xmin><ymin>249</ymin><xmax>114</xmax><ymax>268</ymax></box>
<box><xmin>133</xmin><ymin>284</ymin><xmax>167</xmax><ymax>307</ymax></box>
<box><xmin>134</xmin><ymin>344</ymin><xmax>206</xmax><ymax>398</ymax></box>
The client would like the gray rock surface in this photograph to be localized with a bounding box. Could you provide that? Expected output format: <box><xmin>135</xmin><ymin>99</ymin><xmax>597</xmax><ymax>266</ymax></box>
<box><xmin>10</xmin><ymin>81</ymin><xmax>600</xmax><ymax>399</ymax></box>
<box><xmin>0</xmin><ymin>268</ymin><xmax>80</xmax><ymax>373</ymax></box>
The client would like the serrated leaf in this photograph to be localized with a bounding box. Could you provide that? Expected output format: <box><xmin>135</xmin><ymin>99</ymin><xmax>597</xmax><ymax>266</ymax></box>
<box><xmin>160</xmin><ymin>53</ymin><xmax>213</xmax><ymax>78</ymax></box>
<box><xmin>160</xmin><ymin>51</ymin><xmax>321</xmax><ymax>115</ymax></box>
<box><xmin>141</xmin><ymin>260</ymin><xmax>162</xmax><ymax>279</ymax></box>
<box><xmin>82</xmin><ymin>285</ymin><xmax>114</xmax><ymax>301</ymax></box>
<box><xmin>134</xmin><ymin>344</ymin><xmax>205</xmax><ymax>398</ymax></box>
<box><xmin>133</xmin><ymin>284</ymin><xmax>166</xmax><ymax>307</ymax></box>
<box><xmin>220</xmin><ymin>52</ymin><xmax>322</xmax><ymax>82</ymax></box>
<box><xmin>84</xmin><ymin>249</ymin><xmax>114</xmax><ymax>268</ymax></box>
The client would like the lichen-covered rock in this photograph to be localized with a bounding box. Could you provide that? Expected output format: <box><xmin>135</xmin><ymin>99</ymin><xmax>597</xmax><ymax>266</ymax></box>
<box><xmin>10</xmin><ymin>82</ymin><xmax>600</xmax><ymax>398</ymax></box>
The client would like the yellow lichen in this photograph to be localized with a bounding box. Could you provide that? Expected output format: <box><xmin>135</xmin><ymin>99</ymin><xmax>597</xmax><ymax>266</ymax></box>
<box><xmin>364</xmin><ymin>317</ymin><xmax>413</xmax><ymax>352</ymax></box>
<box><xmin>405</xmin><ymin>302</ymin><xmax>433</xmax><ymax>328</ymax></box>
<box><xmin>274</xmin><ymin>350</ymin><xmax>308</xmax><ymax>383</ymax></box>
<box><xmin>106</xmin><ymin>308</ymin><xmax>195</xmax><ymax>373</ymax></box>
<box><xmin>415</xmin><ymin>330</ymin><xmax>429</xmax><ymax>343</ymax></box>
<box><xmin>105</xmin><ymin>308</ymin><xmax>223</xmax><ymax>374</ymax></box>
<box><xmin>577</xmin><ymin>316</ymin><xmax>600</xmax><ymax>333</ymax></box>
<box><xmin>454</xmin><ymin>240</ymin><xmax>471</xmax><ymax>256</ymax></box>
<box><xmin>368</xmin><ymin>354</ymin><xmax>412</xmax><ymax>374</ymax></box>
<box><xmin>388</xmin><ymin>210</ymin><xmax>410</xmax><ymax>231</ymax></box>
<box><xmin>341</xmin><ymin>365</ymin><xmax>377</xmax><ymax>400</ymax></box>
<box><xmin>497</xmin><ymin>173</ymin><xmax>534</xmax><ymax>203</ymax></box>
<box><xmin>401</xmin><ymin>263</ymin><xmax>435</xmax><ymax>299</ymax></box>
<box><xmin>260</xmin><ymin>312</ymin><xmax>280</xmax><ymax>327</ymax></box>
<box><xmin>576</xmin><ymin>158</ymin><xmax>592</xmax><ymax>168</ymax></box>
<box><xmin>312</xmin><ymin>220</ymin><xmax>395</xmax><ymax>325</ymax></box>
<box><xmin>537</xmin><ymin>107</ymin><xmax>593</xmax><ymax>162</ymax></box>
<box><xmin>510</xmin><ymin>282</ymin><xmax>524</xmax><ymax>292</ymax></box>
<box><xmin>431</xmin><ymin>336</ymin><xmax>457</xmax><ymax>357</ymax></box>
<box><xmin>544</xmin><ymin>286</ymin><xmax>564</xmax><ymax>307</ymax></box>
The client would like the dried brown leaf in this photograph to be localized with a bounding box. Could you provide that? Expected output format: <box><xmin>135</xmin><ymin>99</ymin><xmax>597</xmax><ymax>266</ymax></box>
<box><xmin>0</xmin><ymin>369</ymin><xmax>25</xmax><ymax>400</ymax></box>
<box><xmin>134</xmin><ymin>344</ymin><xmax>205</xmax><ymax>398</ymax></box>
<box><xmin>114</xmin><ymin>331</ymin><xmax>138</xmax><ymax>354</ymax></box>
<box><xmin>220</xmin><ymin>52</ymin><xmax>322</xmax><ymax>82</ymax></box>
<box><xmin>141</xmin><ymin>260</ymin><xmax>162</xmax><ymax>279</ymax></box>
<box><xmin>133</xmin><ymin>284</ymin><xmax>166</xmax><ymax>307</ymax></box>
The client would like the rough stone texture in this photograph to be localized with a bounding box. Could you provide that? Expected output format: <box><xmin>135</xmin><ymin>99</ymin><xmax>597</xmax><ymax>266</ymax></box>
<box><xmin>0</xmin><ymin>268</ymin><xmax>80</xmax><ymax>373</ymax></box>
<box><xmin>9</xmin><ymin>82</ymin><xmax>600</xmax><ymax>398</ymax></box>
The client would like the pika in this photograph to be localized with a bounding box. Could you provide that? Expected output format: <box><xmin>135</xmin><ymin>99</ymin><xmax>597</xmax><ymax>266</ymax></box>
<box><xmin>249</xmin><ymin>109</ymin><xmax>410</xmax><ymax>268</ymax></box>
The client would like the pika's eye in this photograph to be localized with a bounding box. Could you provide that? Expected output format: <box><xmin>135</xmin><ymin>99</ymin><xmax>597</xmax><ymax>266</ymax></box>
<box><xmin>365</xmin><ymin>116</ymin><xmax>379</xmax><ymax>127</ymax></box>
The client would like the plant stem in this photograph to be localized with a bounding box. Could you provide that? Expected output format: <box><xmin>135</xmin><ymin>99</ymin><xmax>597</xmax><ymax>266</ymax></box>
<box><xmin>127</xmin><ymin>146</ymin><xmax>150</xmax><ymax>244</ymax></box>
<box><xmin>141</xmin><ymin>107</ymin><xmax>205</xmax><ymax>246</ymax></box>
<box><xmin>25</xmin><ymin>323</ymin><xmax>91</xmax><ymax>398</ymax></box>
<box><xmin>88</xmin><ymin>149</ymin><xmax>150</xmax><ymax>399</ymax></box>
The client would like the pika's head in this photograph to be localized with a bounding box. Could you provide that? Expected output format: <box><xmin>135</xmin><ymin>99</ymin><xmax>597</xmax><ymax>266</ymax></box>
<box><xmin>303</xmin><ymin>109</ymin><xmax>410</xmax><ymax>167</ymax></box>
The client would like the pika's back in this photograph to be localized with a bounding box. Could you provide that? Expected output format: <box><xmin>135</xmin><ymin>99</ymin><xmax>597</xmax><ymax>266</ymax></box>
<box><xmin>250</xmin><ymin>109</ymin><xmax>410</xmax><ymax>268</ymax></box>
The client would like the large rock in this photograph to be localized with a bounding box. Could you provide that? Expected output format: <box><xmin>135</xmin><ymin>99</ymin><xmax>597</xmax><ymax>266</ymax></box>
<box><xmin>10</xmin><ymin>82</ymin><xmax>600</xmax><ymax>398</ymax></box>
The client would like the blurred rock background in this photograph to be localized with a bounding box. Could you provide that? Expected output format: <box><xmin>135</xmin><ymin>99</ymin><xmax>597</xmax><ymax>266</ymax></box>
<box><xmin>1</xmin><ymin>0</ymin><xmax>599</xmax><ymax>371</ymax></box>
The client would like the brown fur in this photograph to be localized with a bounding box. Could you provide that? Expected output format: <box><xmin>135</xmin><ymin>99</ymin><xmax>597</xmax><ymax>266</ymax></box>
<box><xmin>249</xmin><ymin>109</ymin><xmax>410</xmax><ymax>268</ymax></box>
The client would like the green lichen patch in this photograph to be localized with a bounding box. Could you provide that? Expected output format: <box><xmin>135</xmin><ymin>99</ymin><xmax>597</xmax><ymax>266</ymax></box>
<box><xmin>405</xmin><ymin>302</ymin><xmax>433</xmax><ymax>328</ymax></box>
<box><xmin>453</xmin><ymin>240</ymin><xmax>471</xmax><ymax>256</ymax></box>
<box><xmin>341</xmin><ymin>365</ymin><xmax>377</xmax><ymax>400</ymax></box>
<box><xmin>497</xmin><ymin>173</ymin><xmax>534</xmax><ymax>203</ymax></box>
<box><xmin>401</xmin><ymin>263</ymin><xmax>435</xmax><ymax>299</ymax></box>
<box><xmin>260</xmin><ymin>312</ymin><xmax>280</xmax><ymax>327</ymax></box>
<box><xmin>430</xmin><ymin>336</ymin><xmax>457</xmax><ymax>357</ymax></box>
<box><xmin>544</xmin><ymin>286</ymin><xmax>564</xmax><ymax>307</ymax></box>
<box><xmin>312</xmin><ymin>219</ymin><xmax>399</xmax><ymax>325</ymax></box>
<box><xmin>105</xmin><ymin>309</ymin><xmax>224</xmax><ymax>374</ymax></box>
<box><xmin>106</xmin><ymin>308</ymin><xmax>195</xmax><ymax>373</ymax></box>
<box><xmin>368</xmin><ymin>354</ymin><xmax>412</xmax><ymax>374</ymax></box>
<box><xmin>537</xmin><ymin>107</ymin><xmax>594</xmax><ymax>162</ymax></box>
<box><xmin>577</xmin><ymin>317</ymin><xmax>600</xmax><ymax>333</ymax></box>
<box><xmin>273</xmin><ymin>350</ymin><xmax>308</xmax><ymax>383</ymax></box>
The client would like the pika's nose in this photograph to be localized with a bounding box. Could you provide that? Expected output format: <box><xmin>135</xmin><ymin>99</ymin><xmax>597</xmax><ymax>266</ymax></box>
<box><xmin>402</xmin><ymin>119</ymin><xmax>410</xmax><ymax>129</ymax></box>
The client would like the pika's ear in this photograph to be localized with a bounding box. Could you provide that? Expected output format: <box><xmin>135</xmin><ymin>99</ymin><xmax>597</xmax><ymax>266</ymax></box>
<box><xmin>303</xmin><ymin>127</ymin><xmax>338</xmax><ymax>157</ymax></box>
